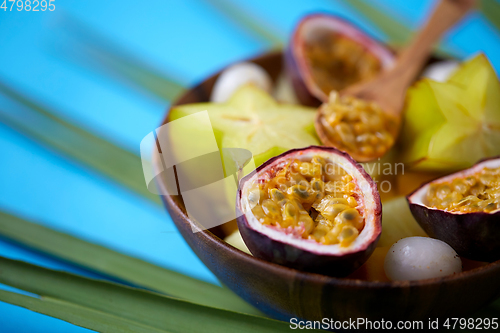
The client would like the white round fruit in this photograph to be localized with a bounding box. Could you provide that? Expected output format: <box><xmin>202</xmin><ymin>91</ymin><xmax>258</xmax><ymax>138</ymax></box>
<box><xmin>421</xmin><ymin>60</ymin><xmax>460</xmax><ymax>82</ymax></box>
<box><xmin>384</xmin><ymin>237</ymin><xmax>462</xmax><ymax>281</ymax></box>
<box><xmin>210</xmin><ymin>62</ymin><xmax>273</xmax><ymax>103</ymax></box>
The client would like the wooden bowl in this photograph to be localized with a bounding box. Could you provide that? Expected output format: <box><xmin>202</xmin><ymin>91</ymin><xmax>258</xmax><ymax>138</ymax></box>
<box><xmin>155</xmin><ymin>51</ymin><xmax>500</xmax><ymax>322</ymax></box>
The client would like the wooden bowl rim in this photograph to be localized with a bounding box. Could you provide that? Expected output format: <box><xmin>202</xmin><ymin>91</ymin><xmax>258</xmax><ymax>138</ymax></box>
<box><xmin>156</xmin><ymin>50</ymin><xmax>500</xmax><ymax>290</ymax></box>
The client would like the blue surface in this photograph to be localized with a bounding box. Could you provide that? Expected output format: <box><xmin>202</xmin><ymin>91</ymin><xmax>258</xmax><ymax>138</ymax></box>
<box><xmin>0</xmin><ymin>0</ymin><xmax>499</xmax><ymax>331</ymax></box>
<box><xmin>0</xmin><ymin>300</ymin><xmax>94</xmax><ymax>333</ymax></box>
<box><xmin>0</xmin><ymin>122</ymin><xmax>217</xmax><ymax>284</ymax></box>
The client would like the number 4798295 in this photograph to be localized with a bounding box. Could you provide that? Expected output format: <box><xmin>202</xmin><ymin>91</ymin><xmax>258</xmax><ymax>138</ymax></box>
<box><xmin>1</xmin><ymin>0</ymin><xmax>55</xmax><ymax>11</ymax></box>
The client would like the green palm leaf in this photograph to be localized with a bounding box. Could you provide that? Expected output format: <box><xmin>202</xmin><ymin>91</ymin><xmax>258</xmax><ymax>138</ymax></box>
<box><xmin>57</xmin><ymin>15</ymin><xmax>186</xmax><ymax>102</ymax></box>
<box><xmin>0</xmin><ymin>257</ymin><xmax>302</xmax><ymax>333</ymax></box>
<box><xmin>0</xmin><ymin>82</ymin><xmax>264</xmax><ymax>314</ymax></box>
<box><xmin>479</xmin><ymin>0</ymin><xmax>500</xmax><ymax>32</ymax></box>
<box><xmin>340</xmin><ymin>0</ymin><xmax>460</xmax><ymax>57</ymax></box>
<box><xmin>0</xmin><ymin>77</ymin><xmax>265</xmax><ymax>316</ymax></box>
<box><xmin>340</xmin><ymin>0</ymin><xmax>411</xmax><ymax>46</ymax></box>
<box><xmin>0</xmin><ymin>291</ymin><xmax>168</xmax><ymax>333</ymax></box>
<box><xmin>201</xmin><ymin>0</ymin><xmax>284</xmax><ymax>48</ymax></box>
<box><xmin>0</xmin><ymin>210</ymin><xmax>262</xmax><ymax>316</ymax></box>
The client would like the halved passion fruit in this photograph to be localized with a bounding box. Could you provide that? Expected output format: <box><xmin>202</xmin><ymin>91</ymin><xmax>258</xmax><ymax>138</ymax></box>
<box><xmin>236</xmin><ymin>146</ymin><xmax>382</xmax><ymax>276</ymax></box>
<box><xmin>408</xmin><ymin>157</ymin><xmax>500</xmax><ymax>262</ymax></box>
<box><xmin>285</xmin><ymin>14</ymin><xmax>394</xmax><ymax>106</ymax></box>
<box><xmin>315</xmin><ymin>91</ymin><xmax>399</xmax><ymax>162</ymax></box>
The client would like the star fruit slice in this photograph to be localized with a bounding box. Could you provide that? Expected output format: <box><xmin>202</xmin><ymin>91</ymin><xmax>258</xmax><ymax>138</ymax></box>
<box><xmin>401</xmin><ymin>54</ymin><xmax>500</xmax><ymax>171</ymax></box>
<box><xmin>168</xmin><ymin>84</ymin><xmax>319</xmax><ymax>172</ymax></box>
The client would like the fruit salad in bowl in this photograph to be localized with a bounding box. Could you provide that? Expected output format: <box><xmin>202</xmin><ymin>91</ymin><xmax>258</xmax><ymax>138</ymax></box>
<box><xmin>154</xmin><ymin>13</ymin><xmax>500</xmax><ymax>323</ymax></box>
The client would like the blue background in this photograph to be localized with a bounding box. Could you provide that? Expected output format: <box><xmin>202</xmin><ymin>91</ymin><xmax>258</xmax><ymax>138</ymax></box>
<box><xmin>0</xmin><ymin>0</ymin><xmax>499</xmax><ymax>331</ymax></box>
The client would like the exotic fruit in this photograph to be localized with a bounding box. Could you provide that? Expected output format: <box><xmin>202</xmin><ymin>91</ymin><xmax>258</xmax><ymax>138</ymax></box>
<box><xmin>402</xmin><ymin>54</ymin><xmax>500</xmax><ymax>172</ymax></box>
<box><xmin>285</xmin><ymin>14</ymin><xmax>394</xmax><ymax>106</ymax></box>
<box><xmin>315</xmin><ymin>91</ymin><xmax>398</xmax><ymax>162</ymax></box>
<box><xmin>408</xmin><ymin>157</ymin><xmax>500</xmax><ymax>262</ymax></box>
<box><xmin>236</xmin><ymin>146</ymin><xmax>382</xmax><ymax>276</ymax></box>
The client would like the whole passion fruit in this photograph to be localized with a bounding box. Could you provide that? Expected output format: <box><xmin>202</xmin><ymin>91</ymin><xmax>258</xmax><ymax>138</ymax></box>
<box><xmin>408</xmin><ymin>157</ymin><xmax>500</xmax><ymax>262</ymax></box>
<box><xmin>285</xmin><ymin>14</ymin><xmax>394</xmax><ymax>106</ymax></box>
<box><xmin>236</xmin><ymin>146</ymin><xmax>382</xmax><ymax>276</ymax></box>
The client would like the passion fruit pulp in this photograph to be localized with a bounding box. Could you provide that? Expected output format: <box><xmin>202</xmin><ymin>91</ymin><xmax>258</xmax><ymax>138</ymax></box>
<box><xmin>285</xmin><ymin>14</ymin><xmax>394</xmax><ymax>106</ymax></box>
<box><xmin>408</xmin><ymin>157</ymin><xmax>500</xmax><ymax>262</ymax></box>
<box><xmin>236</xmin><ymin>146</ymin><xmax>382</xmax><ymax>276</ymax></box>
<box><xmin>315</xmin><ymin>92</ymin><xmax>398</xmax><ymax>162</ymax></box>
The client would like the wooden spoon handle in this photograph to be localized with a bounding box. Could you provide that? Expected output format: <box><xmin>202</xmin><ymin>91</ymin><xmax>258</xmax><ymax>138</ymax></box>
<box><xmin>396</xmin><ymin>0</ymin><xmax>476</xmax><ymax>85</ymax></box>
<box><xmin>342</xmin><ymin>0</ymin><xmax>476</xmax><ymax>116</ymax></box>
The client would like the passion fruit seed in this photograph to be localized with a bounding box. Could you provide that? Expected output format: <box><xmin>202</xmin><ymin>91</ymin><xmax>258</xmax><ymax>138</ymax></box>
<box><xmin>338</xmin><ymin>225</ymin><xmax>359</xmax><ymax>247</ymax></box>
<box><xmin>337</xmin><ymin>208</ymin><xmax>364</xmax><ymax>230</ymax></box>
<box><xmin>426</xmin><ymin>166</ymin><xmax>500</xmax><ymax>213</ymax></box>
<box><xmin>304</xmin><ymin>34</ymin><xmax>381</xmax><ymax>95</ymax></box>
<box><xmin>319</xmin><ymin>91</ymin><xmax>397</xmax><ymax>160</ymax></box>
<box><xmin>269</xmin><ymin>188</ymin><xmax>285</xmax><ymax>202</ymax></box>
<box><xmin>247</xmin><ymin>155</ymin><xmax>365</xmax><ymax>246</ymax></box>
<box><xmin>261</xmin><ymin>199</ymin><xmax>281</xmax><ymax>221</ymax></box>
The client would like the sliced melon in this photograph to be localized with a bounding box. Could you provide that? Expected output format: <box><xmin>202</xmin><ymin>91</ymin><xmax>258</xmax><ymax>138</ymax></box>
<box><xmin>378</xmin><ymin>197</ymin><xmax>427</xmax><ymax>248</ymax></box>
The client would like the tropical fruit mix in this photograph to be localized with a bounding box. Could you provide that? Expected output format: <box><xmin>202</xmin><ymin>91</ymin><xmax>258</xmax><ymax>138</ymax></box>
<box><xmin>169</xmin><ymin>13</ymin><xmax>500</xmax><ymax>281</ymax></box>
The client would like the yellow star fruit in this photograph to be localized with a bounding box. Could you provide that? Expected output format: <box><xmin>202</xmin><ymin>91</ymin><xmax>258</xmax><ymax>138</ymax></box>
<box><xmin>402</xmin><ymin>54</ymin><xmax>500</xmax><ymax>171</ymax></box>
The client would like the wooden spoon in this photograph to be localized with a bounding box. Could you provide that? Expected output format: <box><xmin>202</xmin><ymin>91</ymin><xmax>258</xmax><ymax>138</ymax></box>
<box><xmin>316</xmin><ymin>0</ymin><xmax>476</xmax><ymax>162</ymax></box>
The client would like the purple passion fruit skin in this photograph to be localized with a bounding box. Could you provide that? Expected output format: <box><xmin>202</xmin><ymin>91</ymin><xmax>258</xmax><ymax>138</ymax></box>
<box><xmin>408</xmin><ymin>157</ymin><xmax>500</xmax><ymax>262</ymax></box>
<box><xmin>285</xmin><ymin>14</ymin><xmax>395</xmax><ymax>107</ymax></box>
<box><xmin>236</xmin><ymin>146</ymin><xmax>382</xmax><ymax>277</ymax></box>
